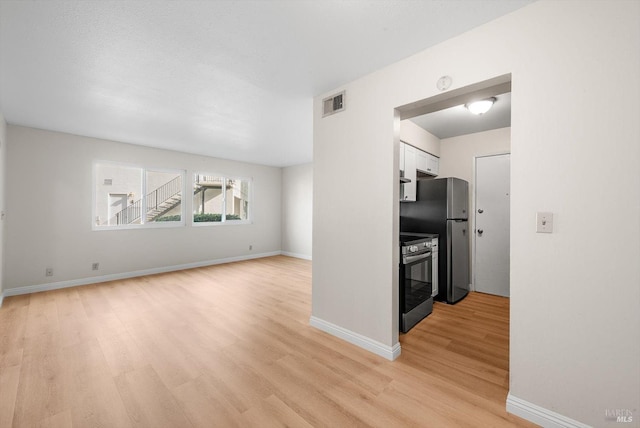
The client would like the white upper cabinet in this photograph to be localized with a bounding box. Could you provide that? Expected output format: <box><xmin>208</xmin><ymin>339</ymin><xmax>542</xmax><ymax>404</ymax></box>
<box><xmin>416</xmin><ymin>149</ymin><xmax>439</xmax><ymax>177</ymax></box>
<box><xmin>402</xmin><ymin>144</ymin><xmax>417</xmax><ymax>201</ymax></box>
<box><xmin>400</xmin><ymin>142</ymin><xmax>439</xmax><ymax>201</ymax></box>
<box><xmin>425</xmin><ymin>153</ymin><xmax>439</xmax><ymax>176</ymax></box>
<box><xmin>416</xmin><ymin>150</ymin><xmax>428</xmax><ymax>173</ymax></box>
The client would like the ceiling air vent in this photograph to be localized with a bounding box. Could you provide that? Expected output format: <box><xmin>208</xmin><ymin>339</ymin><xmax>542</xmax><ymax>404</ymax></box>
<box><xmin>103</xmin><ymin>178</ymin><xmax>113</xmax><ymax>185</ymax></box>
<box><xmin>322</xmin><ymin>90</ymin><xmax>345</xmax><ymax>117</ymax></box>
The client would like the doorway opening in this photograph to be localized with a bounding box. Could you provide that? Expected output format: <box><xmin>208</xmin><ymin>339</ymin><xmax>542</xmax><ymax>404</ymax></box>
<box><xmin>396</xmin><ymin>73</ymin><xmax>512</xmax><ymax>300</ymax></box>
<box><xmin>394</xmin><ymin>73</ymin><xmax>513</xmax><ymax>403</ymax></box>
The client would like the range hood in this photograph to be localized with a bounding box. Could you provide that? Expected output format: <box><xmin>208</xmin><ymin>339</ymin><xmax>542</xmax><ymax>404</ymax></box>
<box><xmin>400</xmin><ymin>177</ymin><xmax>411</xmax><ymax>183</ymax></box>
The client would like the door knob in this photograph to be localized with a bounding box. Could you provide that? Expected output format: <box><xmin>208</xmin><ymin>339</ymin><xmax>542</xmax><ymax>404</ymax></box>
<box><xmin>477</xmin><ymin>229</ymin><xmax>483</xmax><ymax>235</ymax></box>
<box><xmin>478</xmin><ymin>209</ymin><xmax>484</xmax><ymax>213</ymax></box>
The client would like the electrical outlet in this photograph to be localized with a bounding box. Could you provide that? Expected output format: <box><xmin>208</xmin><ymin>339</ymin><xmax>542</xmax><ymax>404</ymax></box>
<box><xmin>536</xmin><ymin>212</ymin><xmax>553</xmax><ymax>233</ymax></box>
<box><xmin>249</xmin><ymin>245</ymin><xmax>253</xmax><ymax>250</ymax></box>
<box><xmin>92</xmin><ymin>262</ymin><xmax>100</xmax><ymax>271</ymax></box>
<box><xmin>45</xmin><ymin>267</ymin><xmax>53</xmax><ymax>277</ymax></box>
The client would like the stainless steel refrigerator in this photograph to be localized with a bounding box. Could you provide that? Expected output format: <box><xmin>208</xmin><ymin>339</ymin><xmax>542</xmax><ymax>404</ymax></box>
<box><xmin>400</xmin><ymin>177</ymin><xmax>470</xmax><ymax>304</ymax></box>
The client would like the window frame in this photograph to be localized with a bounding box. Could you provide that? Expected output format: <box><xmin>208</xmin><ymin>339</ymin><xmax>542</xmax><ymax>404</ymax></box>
<box><xmin>191</xmin><ymin>172</ymin><xmax>252</xmax><ymax>227</ymax></box>
<box><xmin>92</xmin><ymin>161</ymin><xmax>186</xmax><ymax>231</ymax></box>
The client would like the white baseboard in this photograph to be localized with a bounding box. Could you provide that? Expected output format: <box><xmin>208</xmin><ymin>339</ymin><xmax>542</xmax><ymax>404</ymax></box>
<box><xmin>2</xmin><ymin>251</ymin><xmax>282</xmax><ymax>297</ymax></box>
<box><xmin>309</xmin><ymin>316</ymin><xmax>401</xmax><ymax>361</ymax></box>
<box><xmin>506</xmin><ymin>393</ymin><xmax>590</xmax><ymax>428</ymax></box>
<box><xmin>281</xmin><ymin>251</ymin><xmax>312</xmax><ymax>261</ymax></box>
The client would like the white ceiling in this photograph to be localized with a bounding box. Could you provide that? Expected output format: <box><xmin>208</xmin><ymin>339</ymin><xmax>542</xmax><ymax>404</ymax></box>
<box><xmin>410</xmin><ymin>92</ymin><xmax>511</xmax><ymax>139</ymax></box>
<box><xmin>0</xmin><ymin>0</ymin><xmax>533</xmax><ymax>167</ymax></box>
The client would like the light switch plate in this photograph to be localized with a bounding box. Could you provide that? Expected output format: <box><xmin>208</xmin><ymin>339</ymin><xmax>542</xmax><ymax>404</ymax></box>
<box><xmin>536</xmin><ymin>212</ymin><xmax>553</xmax><ymax>233</ymax></box>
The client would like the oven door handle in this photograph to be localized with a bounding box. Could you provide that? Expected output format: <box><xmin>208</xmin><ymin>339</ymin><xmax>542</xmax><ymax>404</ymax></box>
<box><xmin>403</xmin><ymin>252</ymin><xmax>432</xmax><ymax>264</ymax></box>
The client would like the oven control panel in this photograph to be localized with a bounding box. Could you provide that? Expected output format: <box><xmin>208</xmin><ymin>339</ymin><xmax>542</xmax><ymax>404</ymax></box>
<box><xmin>407</xmin><ymin>243</ymin><xmax>429</xmax><ymax>253</ymax></box>
<box><xmin>401</xmin><ymin>237</ymin><xmax>437</xmax><ymax>255</ymax></box>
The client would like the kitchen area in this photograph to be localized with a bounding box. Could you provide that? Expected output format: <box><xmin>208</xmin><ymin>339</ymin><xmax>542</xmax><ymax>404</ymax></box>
<box><xmin>397</xmin><ymin>93</ymin><xmax>511</xmax><ymax>333</ymax></box>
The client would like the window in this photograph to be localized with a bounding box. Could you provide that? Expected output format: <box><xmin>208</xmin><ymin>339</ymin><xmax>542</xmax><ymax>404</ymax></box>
<box><xmin>94</xmin><ymin>162</ymin><xmax>184</xmax><ymax>229</ymax></box>
<box><xmin>193</xmin><ymin>174</ymin><xmax>251</xmax><ymax>224</ymax></box>
<box><xmin>145</xmin><ymin>169</ymin><xmax>184</xmax><ymax>224</ymax></box>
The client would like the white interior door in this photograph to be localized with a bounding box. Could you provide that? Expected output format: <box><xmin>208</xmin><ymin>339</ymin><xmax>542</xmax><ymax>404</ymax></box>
<box><xmin>474</xmin><ymin>154</ymin><xmax>510</xmax><ymax>297</ymax></box>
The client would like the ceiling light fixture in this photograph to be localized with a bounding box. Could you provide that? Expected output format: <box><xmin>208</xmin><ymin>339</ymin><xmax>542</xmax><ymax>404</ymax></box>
<box><xmin>465</xmin><ymin>97</ymin><xmax>497</xmax><ymax>115</ymax></box>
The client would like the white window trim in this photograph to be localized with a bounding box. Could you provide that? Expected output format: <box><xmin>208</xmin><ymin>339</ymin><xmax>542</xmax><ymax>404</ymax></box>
<box><xmin>192</xmin><ymin>173</ymin><xmax>253</xmax><ymax>226</ymax></box>
<box><xmin>92</xmin><ymin>161</ymin><xmax>186</xmax><ymax>231</ymax></box>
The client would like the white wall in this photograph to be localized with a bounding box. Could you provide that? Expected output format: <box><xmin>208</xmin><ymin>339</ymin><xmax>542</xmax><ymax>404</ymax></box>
<box><xmin>0</xmin><ymin>113</ymin><xmax>6</xmax><ymax>301</ymax></box>
<box><xmin>399</xmin><ymin>120</ymin><xmax>440</xmax><ymax>156</ymax></box>
<box><xmin>313</xmin><ymin>1</ymin><xmax>639</xmax><ymax>426</ymax></box>
<box><xmin>439</xmin><ymin>127</ymin><xmax>511</xmax><ymax>290</ymax></box>
<box><xmin>4</xmin><ymin>125</ymin><xmax>282</xmax><ymax>292</ymax></box>
<box><xmin>281</xmin><ymin>163</ymin><xmax>312</xmax><ymax>259</ymax></box>
<box><xmin>439</xmin><ymin>127</ymin><xmax>510</xmax><ymax>182</ymax></box>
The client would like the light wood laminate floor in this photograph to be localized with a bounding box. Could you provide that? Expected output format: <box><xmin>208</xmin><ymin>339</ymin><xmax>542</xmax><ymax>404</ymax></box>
<box><xmin>0</xmin><ymin>256</ymin><xmax>536</xmax><ymax>427</ymax></box>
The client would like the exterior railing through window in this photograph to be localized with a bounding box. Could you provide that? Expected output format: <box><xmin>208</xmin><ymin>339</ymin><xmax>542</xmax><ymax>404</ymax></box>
<box><xmin>112</xmin><ymin>175</ymin><xmax>182</xmax><ymax>224</ymax></box>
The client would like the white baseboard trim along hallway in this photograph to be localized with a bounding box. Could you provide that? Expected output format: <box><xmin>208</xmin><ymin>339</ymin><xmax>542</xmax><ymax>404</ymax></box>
<box><xmin>309</xmin><ymin>316</ymin><xmax>401</xmax><ymax>361</ymax></box>
<box><xmin>1</xmin><ymin>251</ymin><xmax>282</xmax><ymax>298</ymax></box>
<box><xmin>281</xmin><ymin>251</ymin><xmax>312</xmax><ymax>260</ymax></box>
<box><xmin>506</xmin><ymin>393</ymin><xmax>590</xmax><ymax>428</ymax></box>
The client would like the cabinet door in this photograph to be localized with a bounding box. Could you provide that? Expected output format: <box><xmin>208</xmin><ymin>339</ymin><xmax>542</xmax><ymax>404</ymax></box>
<box><xmin>403</xmin><ymin>145</ymin><xmax>417</xmax><ymax>201</ymax></box>
<box><xmin>416</xmin><ymin>150</ymin><xmax>428</xmax><ymax>173</ymax></box>
<box><xmin>426</xmin><ymin>155</ymin><xmax>439</xmax><ymax>176</ymax></box>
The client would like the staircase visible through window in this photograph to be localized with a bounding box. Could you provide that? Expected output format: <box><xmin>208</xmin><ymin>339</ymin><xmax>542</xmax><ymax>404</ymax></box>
<box><xmin>94</xmin><ymin>163</ymin><xmax>251</xmax><ymax>229</ymax></box>
<box><xmin>94</xmin><ymin>162</ymin><xmax>185</xmax><ymax>229</ymax></box>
